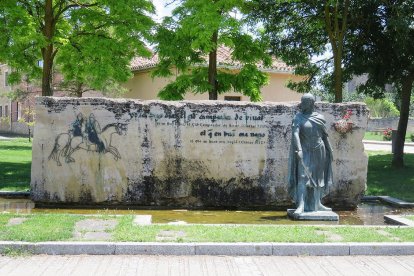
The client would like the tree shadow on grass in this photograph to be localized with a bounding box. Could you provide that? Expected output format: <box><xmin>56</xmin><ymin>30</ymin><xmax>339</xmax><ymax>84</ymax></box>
<box><xmin>367</xmin><ymin>153</ymin><xmax>414</xmax><ymax>202</ymax></box>
<box><xmin>0</xmin><ymin>145</ymin><xmax>32</xmax><ymax>151</ymax></box>
<box><xmin>0</xmin><ymin>161</ymin><xmax>31</xmax><ymax>191</ymax></box>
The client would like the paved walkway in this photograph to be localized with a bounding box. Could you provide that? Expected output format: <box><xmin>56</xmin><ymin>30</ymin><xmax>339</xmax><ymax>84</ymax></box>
<box><xmin>1</xmin><ymin>255</ymin><xmax>413</xmax><ymax>276</ymax></box>
<box><xmin>363</xmin><ymin>140</ymin><xmax>414</xmax><ymax>153</ymax></box>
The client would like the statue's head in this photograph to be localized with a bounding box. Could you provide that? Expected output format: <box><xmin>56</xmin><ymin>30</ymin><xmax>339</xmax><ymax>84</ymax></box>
<box><xmin>89</xmin><ymin>113</ymin><xmax>96</xmax><ymax>122</ymax></box>
<box><xmin>300</xmin><ymin>93</ymin><xmax>315</xmax><ymax>114</ymax></box>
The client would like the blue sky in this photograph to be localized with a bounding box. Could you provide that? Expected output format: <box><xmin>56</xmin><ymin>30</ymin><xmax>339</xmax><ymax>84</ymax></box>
<box><xmin>153</xmin><ymin>0</ymin><xmax>174</xmax><ymax>21</ymax></box>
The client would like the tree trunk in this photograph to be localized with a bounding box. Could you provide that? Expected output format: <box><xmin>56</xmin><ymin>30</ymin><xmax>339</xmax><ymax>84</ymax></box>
<box><xmin>333</xmin><ymin>53</ymin><xmax>343</xmax><ymax>103</ymax></box>
<box><xmin>208</xmin><ymin>30</ymin><xmax>218</xmax><ymax>100</ymax></box>
<box><xmin>41</xmin><ymin>45</ymin><xmax>54</xmax><ymax>96</ymax></box>
<box><xmin>76</xmin><ymin>82</ymin><xmax>83</xmax><ymax>97</ymax></box>
<box><xmin>392</xmin><ymin>75</ymin><xmax>414</xmax><ymax>168</ymax></box>
<box><xmin>41</xmin><ymin>0</ymin><xmax>54</xmax><ymax>96</ymax></box>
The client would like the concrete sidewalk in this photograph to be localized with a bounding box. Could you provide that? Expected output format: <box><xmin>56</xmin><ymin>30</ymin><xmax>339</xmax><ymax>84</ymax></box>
<box><xmin>363</xmin><ymin>140</ymin><xmax>414</xmax><ymax>153</ymax></box>
<box><xmin>1</xmin><ymin>255</ymin><xmax>413</xmax><ymax>276</ymax></box>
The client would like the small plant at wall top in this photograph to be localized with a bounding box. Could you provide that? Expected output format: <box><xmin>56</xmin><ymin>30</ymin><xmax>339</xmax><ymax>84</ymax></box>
<box><xmin>18</xmin><ymin>107</ymin><xmax>36</xmax><ymax>142</ymax></box>
<box><xmin>334</xmin><ymin>110</ymin><xmax>354</xmax><ymax>134</ymax></box>
<box><xmin>383</xmin><ymin>128</ymin><xmax>392</xmax><ymax>141</ymax></box>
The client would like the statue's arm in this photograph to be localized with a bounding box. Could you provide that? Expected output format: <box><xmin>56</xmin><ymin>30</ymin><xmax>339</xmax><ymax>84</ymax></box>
<box><xmin>292</xmin><ymin>121</ymin><xmax>303</xmax><ymax>159</ymax></box>
<box><xmin>322</xmin><ymin>133</ymin><xmax>333</xmax><ymax>160</ymax></box>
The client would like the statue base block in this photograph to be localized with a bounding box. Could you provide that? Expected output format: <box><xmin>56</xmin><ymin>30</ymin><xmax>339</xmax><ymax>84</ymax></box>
<box><xmin>287</xmin><ymin>209</ymin><xmax>339</xmax><ymax>221</ymax></box>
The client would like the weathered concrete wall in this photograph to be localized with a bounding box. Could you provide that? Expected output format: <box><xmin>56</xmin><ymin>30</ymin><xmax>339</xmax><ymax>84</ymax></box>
<box><xmin>31</xmin><ymin>97</ymin><xmax>369</xmax><ymax>209</ymax></box>
<box><xmin>367</xmin><ymin>117</ymin><xmax>414</xmax><ymax>132</ymax></box>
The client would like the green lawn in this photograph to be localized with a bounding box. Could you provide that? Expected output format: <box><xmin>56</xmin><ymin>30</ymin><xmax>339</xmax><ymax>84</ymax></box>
<box><xmin>0</xmin><ymin>213</ymin><xmax>413</xmax><ymax>243</ymax></box>
<box><xmin>364</xmin><ymin>131</ymin><xmax>413</xmax><ymax>142</ymax></box>
<box><xmin>0</xmin><ymin>138</ymin><xmax>32</xmax><ymax>192</ymax></box>
<box><xmin>366</xmin><ymin>151</ymin><xmax>414</xmax><ymax>201</ymax></box>
<box><xmin>0</xmin><ymin>214</ymin><xmax>82</xmax><ymax>242</ymax></box>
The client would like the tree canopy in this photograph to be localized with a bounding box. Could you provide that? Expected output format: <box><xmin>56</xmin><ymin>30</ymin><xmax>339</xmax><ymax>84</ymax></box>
<box><xmin>153</xmin><ymin>0</ymin><xmax>271</xmax><ymax>101</ymax></box>
<box><xmin>0</xmin><ymin>0</ymin><xmax>155</xmax><ymax>96</ymax></box>
<box><xmin>252</xmin><ymin>0</ymin><xmax>353</xmax><ymax>102</ymax></box>
<box><xmin>346</xmin><ymin>0</ymin><xmax>414</xmax><ymax>167</ymax></box>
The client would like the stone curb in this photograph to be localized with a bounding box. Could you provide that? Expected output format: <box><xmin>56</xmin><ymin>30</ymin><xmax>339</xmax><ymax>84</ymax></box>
<box><xmin>384</xmin><ymin>215</ymin><xmax>414</xmax><ymax>226</ymax></box>
<box><xmin>1</xmin><ymin>242</ymin><xmax>414</xmax><ymax>256</ymax></box>
<box><xmin>361</xmin><ymin>195</ymin><xmax>414</xmax><ymax>207</ymax></box>
<box><xmin>0</xmin><ymin>191</ymin><xmax>30</xmax><ymax>197</ymax></box>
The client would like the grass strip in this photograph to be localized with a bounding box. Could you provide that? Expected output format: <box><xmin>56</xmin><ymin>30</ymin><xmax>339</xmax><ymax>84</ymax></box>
<box><xmin>113</xmin><ymin>216</ymin><xmax>326</xmax><ymax>243</ymax></box>
<box><xmin>1</xmin><ymin>214</ymin><xmax>414</xmax><ymax>243</ymax></box>
<box><xmin>385</xmin><ymin>227</ymin><xmax>414</xmax><ymax>242</ymax></box>
<box><xmin>0</xmin><ymin>214</ymin><xmax>83</xmax><ymax>242</ymax></box>
<box><xmin>364</xmin><ymin>131</ymin><xmax>412</xmax><ymax>142</ymax></box>
<box><xmin>0</xmin><ymin>138</ymin><xmax>32</xmax><ymax>192</ymax></box>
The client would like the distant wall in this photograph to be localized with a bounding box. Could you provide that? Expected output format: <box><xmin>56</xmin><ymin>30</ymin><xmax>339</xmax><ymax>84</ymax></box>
<box><xmin>367</xmin><ymin>117</ymin><xmax>414</xmax><ymax>132</ymax></box>
<box><xmin>123</xmin><ymin>69</ymin><xmax>303</xmax><ymax>102</ymax></box>
<box><xmin>31</xmin><ymin>98</ymin><xmax>369</xmax><ymax>209</ymax></box>
<box><xmin>0</xmin><ymin>121</ymin><xmax>30</xmax><ymax>136</ymax></box>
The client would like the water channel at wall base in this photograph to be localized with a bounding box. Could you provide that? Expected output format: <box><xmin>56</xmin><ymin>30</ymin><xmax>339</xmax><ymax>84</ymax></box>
<box><xmin>1</xmin><ymin>197</ymin><xmax>413</xmax><ymax>225</ymax></box>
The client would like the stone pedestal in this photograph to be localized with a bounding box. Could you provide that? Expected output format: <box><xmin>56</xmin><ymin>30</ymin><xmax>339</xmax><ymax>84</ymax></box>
<box><xmin>287</xmin><ymin>209</ymin><xmax>339</xmax><ymax>221</ymax></box>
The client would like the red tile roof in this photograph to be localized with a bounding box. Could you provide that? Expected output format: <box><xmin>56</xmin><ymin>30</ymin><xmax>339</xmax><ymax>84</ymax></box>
<box><xmin>130</xmin><ymin>46</ymin><xmax>294</xmax><ymax>73</ymax></box>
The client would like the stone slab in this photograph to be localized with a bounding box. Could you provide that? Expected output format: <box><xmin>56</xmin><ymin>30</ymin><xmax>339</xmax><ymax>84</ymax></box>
<box><xmin>287</xmin><ymin>209</ymin><xmax>339</xmax><ymax>221</ymax></box>
<box><xmin>133</xmin><ymin>215</ymin><xmax>152</xmax><ymax>225</ymax></box>
<box><xmin>272</xmin><ymin>243</ymin><xmax>349</xmax><ymax>256</ymax></box>
<box><xmin>34</xmin><ymin>242</ymin><xmax>116</xmax><ymax>255</ymax></box>
<box><xmin>384</xmin><ymin>215</ymin><xmax>414</xmax><ymax>226</ymax></box>
<box><xmin>75</xmin><ymin>219</ymin><xmax>118</xmax><ymax>232</ymax></box>
<box><xmin>195</xmin><ymin>243</ymin><xmax>273</xmax><ymax>256</ymax></box>
<box><xmin>378</xmin><ymin>196</ymin><xmax>414</xmax><ymax>207</ymax></box>
<box><xmin>6</xmin><ymin>217</ymin><xmax>27</xmax><ymax>226</ymax></box>
<box><xmin>114</xmin><ymin>242</ymin><xmax>195</xmax><ymax>255</ymax></box>
<box><xmin>349</xmin><ymin>243</ymin><xmax>414</xmax><ymax>255</ymax></box>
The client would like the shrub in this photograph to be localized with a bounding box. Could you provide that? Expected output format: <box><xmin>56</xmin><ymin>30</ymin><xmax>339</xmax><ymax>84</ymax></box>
<box><xmin>365</xmin><ymin>97</ymin><xmax>400</xmax><ymax>118</ymax></box>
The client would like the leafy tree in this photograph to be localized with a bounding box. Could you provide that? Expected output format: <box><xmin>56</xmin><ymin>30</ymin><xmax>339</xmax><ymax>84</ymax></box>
<box><xmin>347</xmin><ymin>0</ymin><xmax>414</xmax><ymax>167</ymax></box>
<box><xmin>0</xmin><ymin>0</ymin><xmax>155</xmax><ymax>96</ymax></box>
<box><xmin>251</xmin><ymin>0</ymin><xmax>352</xmax><ymax>102</ymax></box>
<box><xmin>153</xmin><ymin>0</ymin><xmax>271</xmax><ymax>101</ymax></box>
<box><xmin>364</xmin><ymin>97</ymin><xmax>400</xmax><ymax>118</ymax></box>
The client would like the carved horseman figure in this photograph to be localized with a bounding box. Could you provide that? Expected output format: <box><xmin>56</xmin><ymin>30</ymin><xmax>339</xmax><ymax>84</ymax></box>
<box><xmin>85</xmin><ymin>113</ymin><xmax>105</xmax><ymax>152</ymax></box>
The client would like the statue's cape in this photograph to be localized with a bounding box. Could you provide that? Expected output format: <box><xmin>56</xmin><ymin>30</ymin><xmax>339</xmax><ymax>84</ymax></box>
<box><xmin>287</xmin><ymin>112</ymin><xmax>333</xmax><ymax>203</ymax></box>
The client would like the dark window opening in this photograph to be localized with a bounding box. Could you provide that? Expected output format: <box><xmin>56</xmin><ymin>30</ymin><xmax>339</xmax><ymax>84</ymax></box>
<box><xmin>224</xmin><ymin>96</ymin><xmax>241</xmax><ymax>101</ymax></box>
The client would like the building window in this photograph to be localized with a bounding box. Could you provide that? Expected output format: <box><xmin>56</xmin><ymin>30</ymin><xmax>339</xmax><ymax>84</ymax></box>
<box><xmin>17</xmin><ymin>102</ymin><xmax>21</xmax><ymax>120</ymax></box>
<box><xmin>4</xmin><ymin>72</ymin><xmax>10</xmax><ymax>87</ymax></box>
<box><xmin>5</xmin><ymin>105</ymin><xmax>9</xmax><ymax>117</ymax></box>
<box><xmin>0</xmin><ymin>106</ymin><xmax>2</xmax><ymax>117</ymax></box>
<box><xmin>224</xmin><ymin>96</ymin><xmax>241</xmax><ymax>101</ymax></box>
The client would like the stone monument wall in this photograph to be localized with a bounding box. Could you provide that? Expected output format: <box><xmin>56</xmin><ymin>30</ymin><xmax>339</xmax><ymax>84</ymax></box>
<box><xmin>31</xmin><ymin>97</ymin><xmax>369</xmax><ymax>209</ymax></box>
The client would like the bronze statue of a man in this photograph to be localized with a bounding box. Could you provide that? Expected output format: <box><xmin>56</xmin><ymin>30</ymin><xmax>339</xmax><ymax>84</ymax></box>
<box><xmin>288</xmin><ymin>93</ymin><xmax>334</xmax><ymax>216</ymax></box>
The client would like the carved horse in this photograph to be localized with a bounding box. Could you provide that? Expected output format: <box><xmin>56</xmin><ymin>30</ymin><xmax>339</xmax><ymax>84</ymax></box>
<box><xmin>49</xmin><ymin>123</ymin><xmax>127</xmax><ymax>166</ymax></box>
